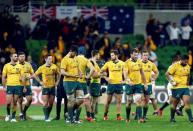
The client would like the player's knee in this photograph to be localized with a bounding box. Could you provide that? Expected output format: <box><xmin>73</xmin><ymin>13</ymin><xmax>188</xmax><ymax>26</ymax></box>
<box><xmin>67</xmin><ymin>95</ymin><xmax>75</xmax><ymax>107</ymax></box>
<box><xmin>117</xmin><ymin>98</ymin><xmax>122</xmax><ymax>104</ymax></box>
<box><xmin>6</xmin><ymin>100</ymin><xmax>11</xmax><ymax>105</ymax></box>
<box><xmin>134</xmin><ymin>94</ymin><xmax>143</xmax><ymax>104</ymax></box>
<box><xmin>107</xmin><ymin>100</ymin><xmax>111</xmax><ymax>105</ymax></box>
<box><xmin>183</xmin><ymin>100</ymin><xmax>190</xmax><ymax>106</ymax></box>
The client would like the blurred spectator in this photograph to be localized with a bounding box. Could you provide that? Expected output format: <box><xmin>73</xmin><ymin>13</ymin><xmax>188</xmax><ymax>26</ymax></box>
<box><xmin>146</xmin><ymin>14</ymin><xmax>157</xmax><ymax>41</ymax></box>
<box><xmin>113</xmin><ymin>37</ymin><xmax>124</xmax><ymax>60</ymax></box>
<box><xmin>58</xmin><ymin>36</ymin><xmax>65</xmax><ymax>53</ymax></box>
<box><xmin>167</xmin><ymin>22</ymin><xmax>181</xmax><ymax>46</ymax></box>
<box><xmin>47</xmin><ymin>16</ymin><xmax>60</xmax><ymax>41</ymax></box>
<box><xmin>188</xmin><ymin>50</ymin><xmax>192</xmax><ymax>66</ymax></box>
<box><xmin>90</xmin><ymin>31</ymin><xmax>100</xmax><ymax>50</ymax></box>
<box><xmin>0</xmin><ymin>32</ymin><xmax>10</xmax><ymax>49</ymax></box>
<box><xmin>89</xmin><ymin>14</ymin><xmax>99</xmax><ymax>33</ymax></box>
<box><xmin>122</xmin><ymin>43</ymin><xmax>131</xmax><ymax>61</ymax></box>
<box><xmin>78</xmin><ymin>15</ymin><xmax>88</xmax><ymax>37</ymax></box>
<box><xmin>181</xmin><ymin>14</ymin><xmax>193</xmax><ymax>27</ymax></box>
<box><xmin>27</xmin><ymin>55</ymin><xmax>39</xmax><ymax>86</ymax></box>
<box><xmin>144</xmin><ymin>35</ymin><xmax>157</xmax><ymax>51</ymax></box>
<box><xmin>136</xmin><ymin>42</ymin><xmax>143</xmax><ymax>59</ymax></box>
<box><xmin>148</xmin><ymin>48</ymin><xmax>158</xmax><ymax>66</ymax></box>
<box><xmin>181</xmin><ymin>21</ymin><xmax>192</xmax><ymax>46</ymax></box>
<box><xmin>48</xmin><ymin>39</ymin><xmax>57</xmax><ymax>51</ymax></box>
<box><xmin>5</xmin><ymin>44</ymin><xmax>16</xmax><ymax>54</ymax></box>
<box><xmin>32</xmin><ymin>15</ymin><xmax>48</xmax><ymax>40</ymax></box>
<box><xmin>12</xmin><ymin>19</ymin><xmax>26</xmax><ymax>51</ymax></box>
<box><xmin>98</xmin><ymin>32</ymin><xmax>111</xmax><ymax>60</ymax></box>
<box><xmin>69</xmin><ymin>17</ymin><xmax>80</xmax><ymax>45</ymax></box>
<box><xmin>60</xmin><ymin>17</ymin><xmax>70</xmax><ymax>48</ymax></box>
<box><xmin>157</xmin><ymin>24</ymin><xmax>167</xmax><ymax>47</ymax></box>
<box><xmin>40</xmin><ymin>46</ymin><xmax>48</xmax><ymax>64</ymax></box>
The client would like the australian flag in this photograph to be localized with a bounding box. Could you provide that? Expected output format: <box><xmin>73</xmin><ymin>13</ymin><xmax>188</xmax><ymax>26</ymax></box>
<box><xmin>81</xmin><ymin>6</ymin><xmax>134</xmax><ymax>34</ymax></box>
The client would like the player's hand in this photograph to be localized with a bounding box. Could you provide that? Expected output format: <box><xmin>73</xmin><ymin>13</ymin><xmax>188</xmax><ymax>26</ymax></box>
<box><xmin>128</xmin><ymin>81</ymin><xmax>134</xmax><ymax>86</ymax></box>
<box><xmin>40</xmin><ymin>81</ymin><xmax>44</xmax><ymax>87</ymax></box>
<box><xmin>171</xmin><ymin>81</ymin><xmax>176</xmax><ymax>86</ymax></box>
<box><xmin>144</xmin><ymin>84</ymin><xmax>148</xmax><ymax>91</ymax></box>
<box><xmin>70</xmin><ymin>74</ymin><xmax>79</xmax><ymax>78</ymax></box>
<box><xmin>79</xmin><ymin>73</ymin><xmax>83</xmax><ymax>79</ymax></box>
<box><xmin>150</xmin><ymin>77</ymin><xmax>155</xmax><ymax>81</ymax></box>
<box><xmin>104</xmin><ymin>77</ymin><xmax>111</xmax><ymax>83</ymax></box>
<box><xmin>55</xmin><ymin>82</ymin><xmax>59</xmax><ymax>87</ymax></box>
<box><xmin>121</xmin><ymin>80</ymin><xmax>126</xmax><ymax>84</ymax></box>
<box><xmin>85</xmin><ymin>75</ymin><xmax>90</xmax><ymax>79</ymax></box>
<box><xmin>3</xmin><ymin>86</ymin><xmax>7</xmax><ymax>91</ymax></box>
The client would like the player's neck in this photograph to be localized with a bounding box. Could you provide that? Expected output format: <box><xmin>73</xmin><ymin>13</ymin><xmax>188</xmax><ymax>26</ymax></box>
<box><xmin>10</xmin><ymin>61</ymin><xmax>16</xmax><ymax>65</ymax></box>
<box><xmin>112</xmin><ymin>59</ymin><xmax>119</xmax><ymax>63</ymax></box>
<box><xmin>19</xmin><ymin>61</ymin><xmax>25</xmax><ymax>65</ymax></box>
<box><xmin>131</xmin><ymin>58</ymin><xmax>137</xmax><ymax>62</ymax></box>
<box><xmin>180</xmin><ymin>63</ymin><xmax>187</xmax><ymax>67</ymax></box>
<box><xmin>142</xmin><ymin>60</ymin><xmax>148</xmax><ymax>63</ymax></box>
<box><xmin>92</xmin><ymin>58</ymin><xmax>96</xmax><ymax>62</ymax></box>
<box><xmin>45</xmin><ymin>63</ymin><xmax>51</xmax><ymax>67</ymax></box>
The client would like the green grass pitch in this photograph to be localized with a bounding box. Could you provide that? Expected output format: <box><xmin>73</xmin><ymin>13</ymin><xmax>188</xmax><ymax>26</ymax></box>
<box><xmin>0</xmin><ymin>104</ymin><xmax>193</xmax><ymax>131</ymax></box>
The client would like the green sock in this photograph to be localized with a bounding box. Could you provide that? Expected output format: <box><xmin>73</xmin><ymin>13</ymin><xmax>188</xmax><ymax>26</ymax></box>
<box><xmin>126</xmin><ymin>106</ymin><xmax>131</xmax><ymax>120</ymax></box>
<box><xmin>136</xmin><ymin>106</ymin><xmax>142</xmax><ymax>120</ymax></box>
<box><xmin>91</xmin><ymin>113</ymin><xmax>95</xmax><ymax>119</ymax></box>
<box><xmin>47</xmin><ymin>106</ymin><xmax>53</xmax><ymax>117</ymax></box>
<box><xmin>23</xmin><ymin>105</ymin><xmax>29</xmax><ymax>114</ymax></box>
<box><xmin>170</xmin><ymin>107</ymin><xmax>176</xmax><ymax>120</ymax></box>
<box><xmin>86</xmin><ymin>111</ymin><xmax>91</xmax><ymax>118</ymax></box>
<box><xmin>68</xmin><ymin>106</ymin><xmax>74</xmax><ymax>122</ymax></box>
<box><xmin>179</xmin><ymin>105</ymin><xmax>184</xmax><ymax>112</ymax></box>
<box><xmin>185</xmin><ymin>108</ymin><xmax>193</xmax><ymax>120</ymax></box>
<box><xmin>75</xmin><ymin>107</ymin><xmax>82</xmax><ymax>121</ymax></box>
<box><xmin>104</xmin><ymin>112</ymin><xmax>108</xmax><ymax>117</ymax></box>
<box><xmin>43</xmin><ymin>107</ymin><xmax>49</xmax><ymax>120</ymax></box>
<box><xmin>143</xmin><ymin>106</ymin><xmax>148</xmax><ymax>118</ymax></box>
<box><xmin>12</xmin><ymin>111</ymin><xmax>16</xmax><ymax>119</ymax></box>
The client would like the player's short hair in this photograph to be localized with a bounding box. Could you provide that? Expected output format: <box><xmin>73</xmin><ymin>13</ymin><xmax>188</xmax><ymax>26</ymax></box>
<box><xmin>18</xmin><ymin>51</ymin><xmax>25</xmax><ymax>56</ymax></box>
<box><xmin>172</xmin><ymin>55</ymin><xmax>181</xmax><ymax>63</ymax></box>
<box><xmin>44</xmin><ymin>53</ymin><xmax>52</xmax><ymax>60</ymax></box>
<box><xmin>10</xmin><ymin>53</ymin><xmax>17</xmax><ymax>57</ymax></box>
<box><xmin>130</xmin><ymin>48</ymin><xmax>139</xmax><ymax>54</ymax></box>
<box><xmin>91</xmin><ymin>50</ymin><xmax>99</xmax><ymax>57</ymax></box>
<box><xmin>110</xmin><ymin>50</ymin><xmax>119</xmax><ymax>55</ymax></box>
<box><xmin>181</xmin><ymin>55</ymin><xmax>189</xmax><ymax>60</ymax></box>
<box><xmin>69</xmin><ymin>45</ymin><xmax>78</xmax><ymax>53</ymax></box>
<box><xmin>142</xmin><ymin>50</ymin><xmax>149</xmax><ymax>54</ymax></box>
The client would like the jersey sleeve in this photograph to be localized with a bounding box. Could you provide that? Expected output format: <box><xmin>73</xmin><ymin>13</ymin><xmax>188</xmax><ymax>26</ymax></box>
<box><xmin>167</xmin><ymin>64</ymin><xmax>176</xmax><ymax>75</ymax></box>
<box><xmin>152</xmin><ymin>63</ymin><xmax>158</xmax><ymax>73</ymax></box>
<box><xmin>55</xmin><ymin>65</ymin><xmax>60</xmax><ymax>74</ymax></box>
<box><xmin>29</xmin><ymin>64</ymin><xmax>34</xmax><ymax>74</ymax></box>
<box><xmin>60</xmin><ymin>58</ymin><xmax>67</xmax><ymax>70</ymax></box>
<box><xmin>35</xmin><ymin>66</ymin><xmax>42</xmax><ymax>76</ymax></box>
<box><xmin>87</xmin><ymin>59</ymin><xmax>94</xmax><ymax>69</ymax></box>
<box><xmin>101</xmin><ymin>62</ymin><xmax>109</xmax><ymax>71</ymax></box>
<box><xmin>2</xmin><ymin>65</ymin><xmax>7</xmax><ymax>76</ymax></box>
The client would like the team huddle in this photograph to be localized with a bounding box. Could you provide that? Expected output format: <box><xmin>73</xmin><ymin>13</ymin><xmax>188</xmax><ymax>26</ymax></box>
<box><xmin>2</xmin><ymin>45</ymin><xmax>193</xmax><ymax>124</ymax></box>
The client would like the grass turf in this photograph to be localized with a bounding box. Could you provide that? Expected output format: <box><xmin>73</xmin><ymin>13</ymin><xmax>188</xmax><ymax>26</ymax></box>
<box><xmin>0</xmin><ymin>104</ymin><xmax>193</xmax><ymax>131</ymax></box>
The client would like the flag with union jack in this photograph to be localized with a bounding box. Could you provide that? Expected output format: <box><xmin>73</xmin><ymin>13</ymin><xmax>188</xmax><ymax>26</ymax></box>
<box><xmin>81</xmin><ymin>6</ymin><xmax>108</xmax><ymax>20</ymax></box>
<box><xmin>31</xmin><ymin>6</ymin><xmax>56</xmax><ymax>21</ymax></box>
<box><xmin>80</xmin><ymin>6</ymin><xmax>134</xmax><ymax>34</ymax></box>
